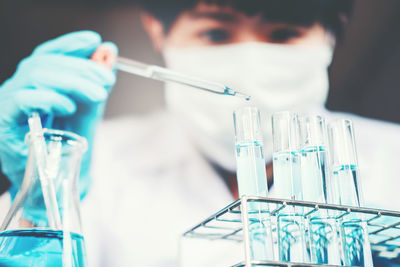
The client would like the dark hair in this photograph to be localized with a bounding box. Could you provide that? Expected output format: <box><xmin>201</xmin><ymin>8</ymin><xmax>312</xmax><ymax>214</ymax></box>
<box><xmin>139</xmin><ymin>0</ymin><xmax>354</xmax><ymax>39</ymax></box>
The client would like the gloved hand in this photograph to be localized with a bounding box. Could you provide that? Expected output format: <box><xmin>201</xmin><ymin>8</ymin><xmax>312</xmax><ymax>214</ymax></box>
<box><xmin>0</xmin><ymin>31</ymin><xmax>117</xmax><ymax>199</ymax></box>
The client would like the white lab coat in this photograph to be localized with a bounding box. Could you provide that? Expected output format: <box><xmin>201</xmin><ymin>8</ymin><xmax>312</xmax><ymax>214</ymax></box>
<box><xmin>82</xmin><ymin>112</ymin><xmax>241</xmax><ymax>266</ymax></box>
<box><xmin>0</xmin><ymin>108</ymin><xmax>399</xmax><ymax>266</ymax></box>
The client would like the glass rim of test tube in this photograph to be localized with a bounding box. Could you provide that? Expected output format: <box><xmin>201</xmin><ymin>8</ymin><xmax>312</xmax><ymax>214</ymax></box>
<box><xmin>271</xmin><ymin>111</ymin><xmax>300</xmax><ymax>153</ymax></box>
<box><xmin>233</xmin><ymin>106</ymin><xmax>264</xmax><ymax>144</ymax></box>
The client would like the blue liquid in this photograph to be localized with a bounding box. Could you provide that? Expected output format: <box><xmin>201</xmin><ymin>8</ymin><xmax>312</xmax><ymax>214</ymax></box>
<box><xmin>341</xmin><ymin>219</ymin><xmax>373</xmax><ymax>267</ymax></box>
<box><xmin>277</xmin><ymin>214</ymin><xmax>307</xmax><ymax>263</ymax></box>
<box><xmin>235</xmin><ymin>141</ymin><xmax>273</xmax><ymax>261</ymax></box>
<box><xmin>308</xmin><ymin>216</ymin><xmax>342</xmax><ymax>265</ymax></box>
<box><xmin>331</xmin><ymin>165</ymin><xmax>362</xmax><ymax>206</ymax></box>
<box><xmin>0</xmin><ymin>229</ymin><xmax>87</xmax><ymax>267</ymax></box>
<box><xmin>248</xmin><ymin>215</ymin><xmax>274</xmax><ymax>262</ymax></box>
<box><xmin>236</xmin><ymin>141</ymin><xmax>268</xmax><ymax>198</ymax></box>
<box><xmin>272</xmin><ymin>151</ymin><xmax>302</xmax><ymax>200</ymax></box>
<box><xmin>300</xmin><ymin>146</ymin><xmax>342</xmax><ymax>264</ymax></box>
<box><xmin>299</xmin><ymin>146</ymin><xmax>327</xmax><ymax>202</ymax></box>
<box><xmin>273</xmin><ymin>151</ymin><xmax>307</xmax><ymax>262</ymax></box>
<box><xmin>331</xmin><ymin>165</ymin><xmax>373</xmax><ymax>266</ymax></box>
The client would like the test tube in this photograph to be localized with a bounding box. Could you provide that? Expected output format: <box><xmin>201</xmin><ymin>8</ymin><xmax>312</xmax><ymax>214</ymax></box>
<box><xmin>298</xmin><ymin>115</ymin><xmax>341</xmax><ymax>265</ymax></box>
<box><xmin>271</xmin><ymin>112</ymin><xmax>302</xmax><ymax>200</ymax></box>
<box><xmin>233</xmin><ymin>107</ymin><xmax>274</xmax><ymax>262</ymax></box>
<box><xmin>271</xmin><ymin>112</ymin><xmax>307</xmax><ymax>263</ymax></box>
<box><xmin>327</xmin><ymin>119</ymin><xmax>373</xmax><ymax>267</ymax></box>
<box><xmin>327</xmin><ymin>119</ymin><xmax>363</xmax><ymax>206</ymax></box>
<box><xmin>234</xmin><ymin>107</ymin><xmax>268</xmax><ymax>198</ymax></box>
<box><xmin>298</xmin><ymin>114</ymin><xmax>328</xmax><ymax>202</ymax></box>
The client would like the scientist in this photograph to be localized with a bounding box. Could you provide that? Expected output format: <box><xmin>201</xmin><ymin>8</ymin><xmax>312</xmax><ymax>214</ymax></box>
<box><xmin>1</xmin><ymin>0</ymin><xmax>400</xmax><ymax>266</ymax></box>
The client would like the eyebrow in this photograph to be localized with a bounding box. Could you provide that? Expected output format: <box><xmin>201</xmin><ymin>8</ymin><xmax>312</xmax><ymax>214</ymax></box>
<box><xmin>189</xmin><ymin>12</ymin><xmax>238</xmax><ymax>22</ymax></box>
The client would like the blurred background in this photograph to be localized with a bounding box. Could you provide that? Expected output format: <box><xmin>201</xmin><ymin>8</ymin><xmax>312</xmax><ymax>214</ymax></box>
<box><xmin>1</xmin><ymin>0</ymin><xmax>399</xmax><ymax>123</ymax></box>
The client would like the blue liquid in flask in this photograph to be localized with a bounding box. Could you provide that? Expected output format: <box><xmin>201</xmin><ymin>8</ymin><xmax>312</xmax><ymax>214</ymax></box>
<box><xmin>236</xmin><ymin>141</ymin><xmax>273</xmax><ymax>261</ymax></box>
<box><xmin>0</xmin><ymin>229</ymin><xmax>87</xmax><ymax>267</ymax></box>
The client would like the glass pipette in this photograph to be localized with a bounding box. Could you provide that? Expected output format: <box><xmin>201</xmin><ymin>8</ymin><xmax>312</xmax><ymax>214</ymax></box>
<box><xmin>28</xmin><ymin>113</ymin><xmax>62</xmax><ymax>229</ymax></box>
<box><xmin>116</xmin><ymin>57</ymin><xmax>251</xmax><ymax>100</ymax></box>
<box><xmin>90</xmin><ymin>45</ymin><xmax>251</xmax><ymax>100</ymax></box>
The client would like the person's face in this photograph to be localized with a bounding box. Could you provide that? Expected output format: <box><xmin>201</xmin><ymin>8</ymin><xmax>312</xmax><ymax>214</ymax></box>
<box><xmin>142</xmin><ymin>2</ymin><xmax>332</xmax><ymax>50</ymax></box>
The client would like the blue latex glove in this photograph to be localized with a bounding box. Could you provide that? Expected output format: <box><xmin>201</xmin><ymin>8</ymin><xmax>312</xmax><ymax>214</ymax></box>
<box><xmin>0</xmin><ymin>31</ymin><xmax>117</xmax><ymax>199</ymax></box>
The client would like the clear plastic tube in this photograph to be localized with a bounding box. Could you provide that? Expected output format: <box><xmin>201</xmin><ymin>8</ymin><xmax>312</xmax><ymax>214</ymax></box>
<box><xmin>298</xmin><ymin>114</ymin><xmax>328</xmax><ymax>202</ymax></box>
<box><xmin>298</xmin><ymin>115</ymin><xmax>341</xmax><ymax>265</ymax></box>
<box><xmin>327</xmin><ymin>119</ymin><xmax>372</xmax><ymax>267</ymax></box>
<box><xmin>327</xmin><ymin>119</ymin><xmax>363</xmax><ymax>206</ymax></box>
<box><xmin>233</xmin><ymin>107</ymin><xmax>274</xmax><ymax>261</ymax></box>
<box><xmin>271</xmin><ymin>111</ymin><xmax>307</xmax><ymax>263</ymax></box>
<box><xmin>234</xmin><ymin>107</ymin><xmax>268</xmax><ymax>198</ymax></box>
<box><xmin>272</xmin><ymin>112</ymin><xmax>302</xmax><ymax>200</ymax></box>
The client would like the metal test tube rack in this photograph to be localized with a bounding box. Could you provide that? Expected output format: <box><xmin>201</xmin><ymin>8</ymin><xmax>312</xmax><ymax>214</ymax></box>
<box><xmin>182</xmin><ymin>196</ymin><xmax>400</xmax><ymax>267</ymax></box>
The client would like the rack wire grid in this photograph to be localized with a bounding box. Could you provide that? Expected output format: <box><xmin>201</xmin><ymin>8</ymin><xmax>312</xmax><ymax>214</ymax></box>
<box><xmin>182</xmin><ymin>196</ymin><xmax>400</xmax><ymax>267</ymax></box>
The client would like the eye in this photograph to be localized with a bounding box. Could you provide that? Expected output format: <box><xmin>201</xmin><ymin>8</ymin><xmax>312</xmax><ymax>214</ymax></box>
<box><xmin>200</xmin><ymin>29</ymin><xmax>231</xmax><ymax>43</ymax></box>
<box><xmin>269</xmin><ymin>28</ymin><xmax>301</xmax><ymax>43</ymax></box>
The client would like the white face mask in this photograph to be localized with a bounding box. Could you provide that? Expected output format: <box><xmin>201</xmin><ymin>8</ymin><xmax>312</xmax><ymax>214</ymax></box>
<box><xmin>163</xmin><ymin>42</ymin><xmax>333</xmax><ymax>171</ymax></box>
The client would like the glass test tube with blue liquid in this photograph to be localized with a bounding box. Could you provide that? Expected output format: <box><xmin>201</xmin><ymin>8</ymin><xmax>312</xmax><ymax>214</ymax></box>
<box><xmin>233</xmin><ymin>107</ymin><xmax>274</xmax><ymax>262</ymax></box>
<box><xmin>298</xmin><ymin>115</ymin><xmax>341</xmax><ymax>265</ymax></box>
<box><xmin>271</xmin><ymin>112</ymin><xmax>307</xmax><ymax>263</ymax></box>
<box><xmin>0</xmin><ymin>128</ymin><xmax>89</xmax><ymax>267</ymax></box>
<box><xmin>328</xmin><ymin>119</ymin><xmax>373</xmax><ymax>267</ymax></box>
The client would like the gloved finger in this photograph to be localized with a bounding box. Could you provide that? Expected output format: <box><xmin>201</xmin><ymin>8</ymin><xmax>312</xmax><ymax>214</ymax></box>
<box><xmin>13</xmin><ymin>55</ymin><xmax>115</xmax><ymax>101</ymax></box>
<box><xmin>91</xmin><ymin>42</ymin><xmax>119</xmax><ymax>70</ymax></box>
<box><xmin>45</xmin><ymin>75</ymin><xmax>108</xmax><ymax>103</ymax></box>
<box><xmin>101</xmin><ymin>42</ymin><xmax>119</xmax><ymax>57</ymax></box>
<box><xmin>32</xmin><ymin>31</ymin><xmax>102</xmax><ymax>58</ymax></box>
<box><xmin>25</xmin><ymin>54</ymin><xmax>116</xmax><ymax>86</ymax></box>
<box><xmin>12</xmin><ymin>89</ymin><xmax>77</xmax><ymax>119</ymax></box>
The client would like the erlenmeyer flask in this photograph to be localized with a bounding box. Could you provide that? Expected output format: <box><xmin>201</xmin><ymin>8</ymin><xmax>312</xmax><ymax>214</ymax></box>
<box><xmin>0</xmin><ymin>129</ymin><xmax>88</xmax><ymax>267</ymax></box>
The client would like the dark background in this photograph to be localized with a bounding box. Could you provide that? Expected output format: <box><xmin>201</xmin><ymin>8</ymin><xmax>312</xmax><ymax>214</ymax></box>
<box><xmin>1</xmin><ymin>0</ymin><xmax>400</xmax><ymax>122</ymax></box>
